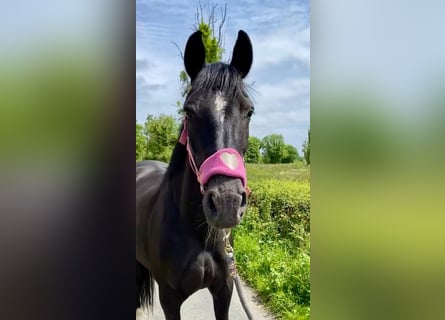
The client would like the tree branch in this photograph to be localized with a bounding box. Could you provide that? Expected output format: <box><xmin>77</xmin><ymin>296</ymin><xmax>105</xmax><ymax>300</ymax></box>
<box><xmin>171</xmin><ymin>41</ymin><xmax>184</xmax><ymax>61</ymax></box>
<box><xmin>217</xmin><ymin>3</ymin><xmax>227</xmax><ymax>48</ymax></box>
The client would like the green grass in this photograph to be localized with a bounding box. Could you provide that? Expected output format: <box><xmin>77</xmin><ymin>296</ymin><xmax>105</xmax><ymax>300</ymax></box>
<box><xmin>234</xmin><ymin>163</ymin><xmax>311</xmax><ymax>319</ymax></box>
<box><xmin>246</xmin><ymin>162</ymin><xmax>310</xmax><ymax>182</ymax></box>
<box><xmin>234</xmin><ymin>223</ymin><xmax>310</xmax><ymax>320</ymax></box>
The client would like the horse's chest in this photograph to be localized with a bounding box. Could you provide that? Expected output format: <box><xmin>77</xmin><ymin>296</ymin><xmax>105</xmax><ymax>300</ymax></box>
<box><xmin>180</xmin><ymin>251</ymin><xmax>225</xmax><ymax>292</ymax></box>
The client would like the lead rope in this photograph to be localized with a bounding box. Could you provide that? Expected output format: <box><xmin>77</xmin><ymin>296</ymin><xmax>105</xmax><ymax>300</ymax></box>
<box><xmin>223</xmin><ymin>230</ymin><xmax>254</xmax><ymax>320</ymax></box>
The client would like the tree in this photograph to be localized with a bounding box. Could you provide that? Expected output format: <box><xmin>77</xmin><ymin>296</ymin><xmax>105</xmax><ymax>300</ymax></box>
<box><xmin>245</xmin><ymin>136</ymin><xmax>261</xmax><ymax>163</ymax></box>
<box><xmin>282</xmin><ymin>144</ymin><xmax>299</xmax><ymax>163</ymax></box>
<box><xmin>144</xmin><ymin>114</ymin><xmax>179</xmax><ymax>162</ymax></box>
<box><xmin>260</xmin><ymin>134</ymin><xmax>286</xmax><ymax>164</ymax></box>
<box><xmin>302</xmin><ymin>129</ymin><xmax>310</xmax><ymax>165</ymax></box>
<box><xmin>176</xmin><ymin>3</ymin><xmax>227</xmax><ymax>114</ymax></box>
<box><xmin>260</xmin><ymin>134</ymin><xmax>300</xmax><ymax>163</ymax></box>
<box><xmin>136</xmin><ymin>121</ymin><xmax>147</xmax><ymax>161</ymax></box>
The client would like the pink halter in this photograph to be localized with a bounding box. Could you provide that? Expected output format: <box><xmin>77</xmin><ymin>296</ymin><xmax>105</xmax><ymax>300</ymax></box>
<box><xmin>178</xmin><ymin>119</ymin><xmax>249</xmax><ymax>194</ymax></box>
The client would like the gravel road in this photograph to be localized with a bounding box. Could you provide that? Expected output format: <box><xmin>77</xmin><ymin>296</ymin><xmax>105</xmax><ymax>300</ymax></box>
<box><xmin>136</xmin><ymin>278</ymin><xmax>275</xmax><ymax>320</ymax></box>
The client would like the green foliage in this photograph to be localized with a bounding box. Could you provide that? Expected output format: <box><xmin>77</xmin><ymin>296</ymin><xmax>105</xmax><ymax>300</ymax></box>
<box><xmin>260</xmin><ymin>134</ymin><xmax>300</xmax><ymax>164</ymax></box>
<box><xmin>234</xmin><ymin>177</ymin><xmax>311</xmax><ymax>319</ymax></box>
<box><xmin>282</xmin><ymin>144</ymin><xmax>300</xmax><ymax>163</ymax></box>
<box><xmin>248</xmin><ymin>180</ymin><xmax>310</xmax><ymax>243</ymax></box>
<box><xmin>302</xmin><ymin>129</ymin><xmax>310</xmax><ymax>165</ymax></box>
<box><xmin>260</xmin><ymin>134</ymin><xmax>286</xmax><ymax>163</ymax></box>
<box><xmin>179</xmin><ymin>70</ymin><xmax>190</xmax><ymax>100</ymax></box>
<box><xmin>136</xmin><ymin>121</ymin><xmax>147</xmax><ymax>161</ymax></box>
<box><xmin>245</xmin><ymin>136</ymin><xmax>261</xmax><ymax>163</ymax></box>
<box><xmin>143</xmin><ymin>114</ymin><xmax>179</xmax><ymax>162</ymax></box>
<box><xmin>198</xmin><ymin>21</ymin><xmax>224</xmax><ymax>64</ymax></box>
<box><xmin>234</xmin><ymin>230</ymin><xmax>310</xmax><ymax>320</ymax></box>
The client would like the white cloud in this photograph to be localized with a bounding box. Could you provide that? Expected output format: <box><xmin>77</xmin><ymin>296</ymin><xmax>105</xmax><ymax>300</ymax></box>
<box><xmin>252</xmin><ymin>25</ymin><xmax>309</xmax><ymax>69</ymax></box>
<box><xmin>136</xmin><ymin>47</ymin><xmax>184</xmax><ymax>121</ymax></box>
<box><xmin>256</xmin><ymin>78</ymin><xmax>309</xmax><ymax>105</ymax></box>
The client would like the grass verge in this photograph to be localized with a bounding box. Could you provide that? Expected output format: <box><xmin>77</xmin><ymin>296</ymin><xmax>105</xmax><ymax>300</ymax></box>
<box><xmin>234</xmin><ymin>175</ymin><xmax>310</xmax><ymax>320</ymax></box>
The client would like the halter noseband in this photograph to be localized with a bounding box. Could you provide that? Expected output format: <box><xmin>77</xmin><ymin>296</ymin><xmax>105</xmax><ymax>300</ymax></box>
<box><xmin>178</xmin><ymin>119</ymin><xmax>249</xmax><ymax>194</ymax></box>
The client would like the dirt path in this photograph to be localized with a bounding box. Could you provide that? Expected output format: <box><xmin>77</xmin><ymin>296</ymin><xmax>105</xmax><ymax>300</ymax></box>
<box><xmin>136</xmin><ymin>278</ymin><xmax>275</xmax><ymax>320</ymax></box>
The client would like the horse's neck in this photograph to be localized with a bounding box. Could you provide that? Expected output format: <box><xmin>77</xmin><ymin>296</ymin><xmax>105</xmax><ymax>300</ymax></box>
<box><xmin>165</xmin><ymin>143</ymin><xmax>219</xmax><ymax>245</ymax></box>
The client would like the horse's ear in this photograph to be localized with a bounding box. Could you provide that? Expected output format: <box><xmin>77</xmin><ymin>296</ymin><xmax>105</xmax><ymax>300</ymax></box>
<box><xmin>184</xmin><ymin>30</ymin><xmax>206</xmax><ymax>82</ymax></box>
<box><xmin>230</xmin><ymin>30</ymin><xmax>253</xmax><ymax>78</ymax></box>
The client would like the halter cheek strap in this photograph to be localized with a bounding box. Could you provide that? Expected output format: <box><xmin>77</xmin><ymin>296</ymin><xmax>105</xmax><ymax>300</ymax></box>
<box><xmin>178</xmin><ymin>119</ymin><xmax>249</xmax><ymax>194</ymax></box>
<box><xmin>179</xmin><ymin>119</ymin><xmax>201</xmax><ymax>180</ymax></box>
<box><xmin>178</xmin><ymin>120</ymin><xmax>188</xmax><ymax>145</ymax></box>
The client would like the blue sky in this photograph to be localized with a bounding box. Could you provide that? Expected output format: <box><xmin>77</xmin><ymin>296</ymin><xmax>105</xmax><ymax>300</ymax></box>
<box><xmin>136</xmin><ymin>0</ymin><xmax>310</xmax><ymax>152</ymax></box>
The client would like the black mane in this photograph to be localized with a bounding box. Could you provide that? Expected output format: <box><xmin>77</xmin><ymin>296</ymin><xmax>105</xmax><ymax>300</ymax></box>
<box><xmin>186</xmin><ymin>62</ymin><xmax>252</xmax><ymax>106</ymax></box>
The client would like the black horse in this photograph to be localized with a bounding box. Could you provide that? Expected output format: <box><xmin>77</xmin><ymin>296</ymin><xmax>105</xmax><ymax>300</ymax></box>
<box><xmin>136</xmin><ymin>30</ymin><xmax>254</xmax><ymax>320</ymax></box>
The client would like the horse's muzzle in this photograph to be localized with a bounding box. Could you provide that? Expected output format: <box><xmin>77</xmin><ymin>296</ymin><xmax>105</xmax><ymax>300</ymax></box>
<box><xmin>202</xmin><ymin>175</ymin><xmax>247</xmax><ymax>229</ymax></box>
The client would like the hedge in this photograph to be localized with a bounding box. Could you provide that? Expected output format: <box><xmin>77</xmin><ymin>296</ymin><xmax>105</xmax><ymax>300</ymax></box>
<box><xmin>234</xmin><ymin>179</ymin><xmax>311</xmax><ymax>319</ymax></box>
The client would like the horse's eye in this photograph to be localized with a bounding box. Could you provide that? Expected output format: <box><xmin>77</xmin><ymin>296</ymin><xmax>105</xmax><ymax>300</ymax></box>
<box><xmin>184</xmin><ymin>107</ymin><xmax>195</xmax><ymax>118</ymax></box>
<box><xmin>247</xmin><ymin>108</ymin><xmax>254</xmax><ymax>118</ymax></box>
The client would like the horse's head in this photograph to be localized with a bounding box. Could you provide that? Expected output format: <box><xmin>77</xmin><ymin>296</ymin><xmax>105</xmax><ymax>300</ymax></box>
<box><xmin>182</xmin><ymin>30</ymin><xmax>254</xmax><ymax>229</ymax></box>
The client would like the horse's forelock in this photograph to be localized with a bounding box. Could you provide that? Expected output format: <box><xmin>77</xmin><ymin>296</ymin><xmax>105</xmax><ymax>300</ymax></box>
<box><xmin>190</xmin><ymin>63</ymin><xmax>242</xmax><ymax>98</ymax></box>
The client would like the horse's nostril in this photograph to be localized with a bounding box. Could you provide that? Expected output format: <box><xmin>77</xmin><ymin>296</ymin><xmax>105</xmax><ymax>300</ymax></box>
<box><xmin>240</xmin><ymin>191</ymin><xmax>247</xmax><ymax>208</ymax></box>
<box><xmin>208</xmin><ymin>192</ymin><xmax>217</xmax><ymax>215</ymax></box>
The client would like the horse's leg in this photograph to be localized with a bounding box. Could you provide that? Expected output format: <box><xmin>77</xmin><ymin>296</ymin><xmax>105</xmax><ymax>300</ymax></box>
<box><xmin>209</xmin><ymin>278</ymin><xmax>234</xmax><ymax>320</ymax></box>
<box><xmin>158</xmin><ymin>284</ymin><xmax>186</xmax><ymax>320</ymax></box>
<box><xmin>136</xmin><ymin>261</ymin><xmax>147</xmax><ymax>309</ymax></box>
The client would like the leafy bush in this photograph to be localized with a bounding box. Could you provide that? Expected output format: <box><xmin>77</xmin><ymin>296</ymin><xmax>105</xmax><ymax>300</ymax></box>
<box><xmin>136</xmin><ymin>122</ymin><xmax>147</xmax><ymax>161</ymax></box>
<box><xmin>281</xmin><ymin>144</ymin><xmax>300</xmax><ymax>163</ymax></box>
<box><xmin>260</xmin><ymin>134</ymin><xmax>286</xmax><ymax>163</ymax></box>
<box><xmin>135</xmin><ymin>114</ymin><xmax>179</xmax><ymax>161</ymax></box>
<box><xmin>260</xmin><ymin>134</ymin><xmax>300</xmax><ymax>163</ymax></box>
<box><xmin>245</xmin><ymin>136</ymin><xmax>261</xmax><ymax>163</ymax></box>
<box><xmin>248</xmin><ymin>180</ymin><xmax>310</xmax><ymax>248</ymax></box>
<box><xmin>234</xmin><ymin>179</ymin><xmax>310</xmax><ymax>319</ymax></box>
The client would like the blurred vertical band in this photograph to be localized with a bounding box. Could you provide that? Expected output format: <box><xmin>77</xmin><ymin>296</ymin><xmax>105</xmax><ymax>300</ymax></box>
<box><xmin>312</xmin><ymin>0</ymin><xmax>445</xmax><ymax>319</ymax></box>
<box><xmin>0</xmin><ymin>1</ymin><xmax>135</xmax><ymax>319</ymax></box>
